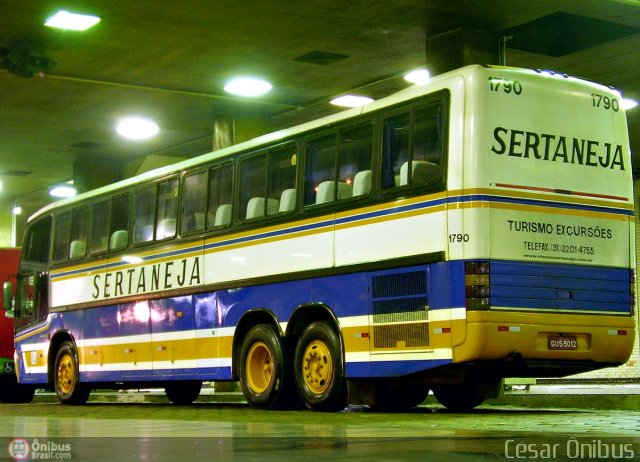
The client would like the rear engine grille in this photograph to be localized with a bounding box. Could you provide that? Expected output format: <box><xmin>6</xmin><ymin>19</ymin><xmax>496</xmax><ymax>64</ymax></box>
<box><xmin>371</xmin><ymin>270</ymin><xmax>429</xmax><ymax>348</ymax></box>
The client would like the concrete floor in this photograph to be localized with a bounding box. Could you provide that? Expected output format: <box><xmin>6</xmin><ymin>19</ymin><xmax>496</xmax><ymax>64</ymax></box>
<box><xmin>1</xmin><ymin>395</ymin><xmax>639</xmax><ymax>461</ymax></box>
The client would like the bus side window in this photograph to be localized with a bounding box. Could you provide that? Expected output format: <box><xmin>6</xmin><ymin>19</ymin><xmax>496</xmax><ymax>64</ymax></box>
<box><xmin>268</xmin><ymin>145</ymin><xmax>297</xmax><ymax>214</ymax></box>
<box><xmin>68</xmin><ymin>206</ymin><xmax>88</xmax><ymax>259</ymax></box>
<box><xmin>52</xmin><ymin>212</ymin><xmax>72</xmax><ymax>262</ymax></box>
<box><xmin>134</xmin><ymin>186</ymin><xmax>156</xmax><ymax>244</ymax></box>
<box><xmin>156</xmin><ymin>178</ymin><xmax>178</xmax><ymax>240</ymax></box>
<box><xmin>181</xmin><ymin>171</ymin><xmax>207</xmax><ymax>234</ymax></box>
<box><xmin>411</xmin><ymin>105</ymin><xmax>444</xmax><ymax>186</ymax></box>
<box><xmin>109</xmin><ymin>194</ymin><xmax>130</xmax><ymax>251</ymax></box>
<box><xmin>381</xmin><ymin>103</ymin><xmax>444</xmax><ymax>189</ymax></box>
<box><xmin>23</xmin><ymin>216</ymin><xmax>52</xmax><ymax>264</ymax></box>
<box><xmin>339</xmin><ymin>124</ymin><xmax>373</xmax><ymax>198</ymax></box>
<box><xmin>240</xmin><ymin>154</ymin><xmax>269</xmax><ymax>220</ymax></box>
<box><xmin>304</xmin><ymin>134</ymin><xmax>337</xmax><ymax>206</ymax></box>
<box><xmin>207</xmin><ymin>163</ymin><xmax>233</xmax><ymax>228</ymax></box>
<box><xmin>91</xmin><ymin>200</ymin><xmax>110</xmax><ymax>254</ymax></box>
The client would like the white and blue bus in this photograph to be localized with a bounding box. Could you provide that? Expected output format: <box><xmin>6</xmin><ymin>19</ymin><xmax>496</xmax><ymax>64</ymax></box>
<box><xmin>5</xmin><ymin>65</ymin><xmax>635</xmax><ymax>411</ymax></box>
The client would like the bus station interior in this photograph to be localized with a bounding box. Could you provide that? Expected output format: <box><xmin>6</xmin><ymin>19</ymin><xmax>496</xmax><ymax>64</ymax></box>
<box><xmin>1</xmin><ymin>0</ymin><xmax>640</xmax><ymax>384</ymax></box>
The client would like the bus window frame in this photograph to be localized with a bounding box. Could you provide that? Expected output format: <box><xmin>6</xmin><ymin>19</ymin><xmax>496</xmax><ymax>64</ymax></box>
<box><xmin>302</xmin><ymin>120</ymin><xmax>375</xmax><ymax>210</ymax></box>
<box><xmin>380</xmin><ymin>91</ymin><xmax>449</xmax><ymax>198</ymax></box>
<box><xmin>180</xmin><ymin>167</ymin><xmax>208</xmax><ymax>236</ymax></box>
<box><xmin>131</xmin><ymin>175</ymin><xmax>179</xmax><ymax>247</ymax></box>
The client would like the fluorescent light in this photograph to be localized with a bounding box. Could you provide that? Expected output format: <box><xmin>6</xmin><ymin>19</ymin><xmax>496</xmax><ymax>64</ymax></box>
<box><xmin>12</xmin><ymin>206</ymin><xmax>22</xmax><ymax>215</ymax></box>
<box><xmin>404</xmin><ymin>69</ymin><xmax>430</xmax><ymax>84</ymax></box>
<box><xmin>45</xmin><ymin>10</ymin><xmax>101</xmax><ymax>31</ymax></box>
<box><xmin>621</xmin><ymin>98</ymin><xmax>638</xmax><ymax>111</ymax></box>
<box><xmin>49</xmin><ymin>184</ymin><xmax>77</xmax><ymax>198</ymax></box>
<box><xmin>330</xmin><ymin>95</ymin><xmax>374</xmax><ymax>108</ymax></box>
<box><xmin>224</xmin><ymin>77</ymin><xmax>272</xmax><ymax>97</ymax></box>
<box><xmin>116</xmin><ymin>117</ymin><xmax>159</xmax><ymax>140</ymax></box>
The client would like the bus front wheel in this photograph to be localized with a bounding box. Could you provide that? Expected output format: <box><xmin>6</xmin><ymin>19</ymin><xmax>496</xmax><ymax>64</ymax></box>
<box><xmin>0</xmin><ymin>375</ymin><xmax>35</xmax><ymax>403</ymax></box>
<box><xmin>293</xmin><ymin>321</ymin><xmax>347</xmax><ymax>412</ymax></box>
<box><xmin>238</xmin><ymin>324</ymin><xmax>297</xmax><ymax>409</ymax></box>
<box><xmin>53</xmin><ymin>342</ymin><xmax>91</xmax><ymax>405</ymax></box>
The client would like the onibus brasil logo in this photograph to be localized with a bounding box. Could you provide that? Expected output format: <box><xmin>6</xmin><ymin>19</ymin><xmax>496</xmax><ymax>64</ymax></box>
<box><xmin>7</xmin><ymin>438</ymin><xmax>72</xmax><ymax>460</ymax></box>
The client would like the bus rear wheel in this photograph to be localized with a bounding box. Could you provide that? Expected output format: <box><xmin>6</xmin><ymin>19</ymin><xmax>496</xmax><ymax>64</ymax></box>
<box><xmin>432</xmin><ymin>379</ymin><xmax>501</xmax><ymax>412</ymax></box>
<box><xmin>54</xmin><ymin>342</ymin><xmax>91</xmax><ymax>405</ymax></box>
<box><xmin>238</xmin><ymin>324</ymin><xmax>298</xmax><ymax>409</ymax></box>
<box><xmin>370</xmin><ymin>380</ymin><xmax>430</xmax><ymax>411</ymax></box>
<box><xmin>293</xmin><ymin>321</ymin><xmax>347</xmax><ymax>412</ymax></box>
<box><xmin>165</xmin><ymin>380</ymin><xmax>202</xmax><ymax>405</ymax></box>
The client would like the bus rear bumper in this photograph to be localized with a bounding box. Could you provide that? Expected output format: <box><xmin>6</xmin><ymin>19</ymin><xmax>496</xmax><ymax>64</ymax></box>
<box><xmin>452</xmin><ymin>311</ymin><xmax>635</xmax><ymax>377</ymax></box>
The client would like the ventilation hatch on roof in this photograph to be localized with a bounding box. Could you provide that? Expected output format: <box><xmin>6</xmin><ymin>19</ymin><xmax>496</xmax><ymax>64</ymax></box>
<box><xmin>293</xmin><ymin>50</ymin><xmax>349</xmax><ymax>65</ymax></box>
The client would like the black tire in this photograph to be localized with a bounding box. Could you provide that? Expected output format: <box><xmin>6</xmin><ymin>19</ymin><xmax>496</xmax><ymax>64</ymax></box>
<box><xmin>370</xmin><ymin>380</ymin><xmax>430</xmax><ymax>411</ymax></box>
<box><xmin>0</xmin><ymin>375</ymin><xmax>35</xmax><ymax>403</ymax></box>
<box><xmin>293</xmin><ymin>321</ymin><xmax>347</xmax><ymax>412</ymax></box>
<box><xmin>238</xmin><ymin>324</ymin><xmax>298</xmax><ymax>409</ymax></box>
<box><xmin>165</xmin><ymin>380</ymin><xmax>202</xmax><ymax>405</ymax></box>
<box><xmin>53</xmin><ymin>342</ymin><xmax>91</xmax><ymax>405</ymax></box>
<box><xmin>432</xmin><ymin>383</ymin><xmax>486</xmax><ymax>412</ymax></box>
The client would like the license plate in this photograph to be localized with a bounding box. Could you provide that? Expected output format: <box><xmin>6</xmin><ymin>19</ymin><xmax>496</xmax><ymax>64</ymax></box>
<box><xmin>548</xmin><ymin>335</ymin><xmax>578</xmax><ymax>350</ymax></box>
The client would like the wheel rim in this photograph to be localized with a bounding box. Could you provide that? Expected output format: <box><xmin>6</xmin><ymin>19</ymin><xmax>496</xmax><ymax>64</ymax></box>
<box><xmin>57</xmin><ymin>352</ymin><xmax>76</xmax><ymax>396</ymax></box>
<box><xmin>301</xmin><ymin>339</ymin><xmax>333</xmax><ymax>395</ymax></box>
<box><xmin>245</xmin><ymin>341</ymin><xmax>273</xmax><ymax>394</ymax></box>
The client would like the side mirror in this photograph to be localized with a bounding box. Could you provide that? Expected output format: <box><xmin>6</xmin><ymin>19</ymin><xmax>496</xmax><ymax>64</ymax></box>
<box><xmin>3</xmin><ymin>281</ymin><xmax>14</xmax><ymax>316</ymax></box>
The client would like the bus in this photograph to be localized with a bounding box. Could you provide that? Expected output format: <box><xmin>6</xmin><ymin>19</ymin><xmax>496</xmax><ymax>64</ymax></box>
<box><xmin>4</xmin><ymin>65</ymin><xmax>635</xmax><ymax>411</ymax></box>
<box><xmin>0</xmin><ymin>248</ymin><xmax>35</xmax><ymax>403</ymax></box>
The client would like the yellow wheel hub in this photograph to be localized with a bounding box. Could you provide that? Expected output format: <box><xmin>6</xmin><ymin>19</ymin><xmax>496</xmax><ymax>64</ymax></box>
<box><xmin>301</xmin><ymin>340</ymin><xmax>333</xmax><ymax>395</ymax></box>
<box><xmin>245</xmin><ymin>342</ymin><xmax>273</xmax><ymax>394</ymax></box>
<box><xmin>57</xmin><ymin>353</ymin><xmax>76</xmax><ymax>395</ymax></box>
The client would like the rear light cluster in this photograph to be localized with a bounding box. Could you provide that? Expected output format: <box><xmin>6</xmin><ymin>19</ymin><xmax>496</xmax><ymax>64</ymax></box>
<box><xmin>465</xmin><ymin>261</ymin><xmax>490</xmax><ymax>310</ymax></box>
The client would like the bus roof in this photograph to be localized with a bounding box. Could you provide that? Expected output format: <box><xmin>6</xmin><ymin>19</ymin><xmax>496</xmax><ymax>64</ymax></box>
<box><xmin>29</xmin><ymin>64</ymin><xmax>619</xmax><ymax>222</ymax></box>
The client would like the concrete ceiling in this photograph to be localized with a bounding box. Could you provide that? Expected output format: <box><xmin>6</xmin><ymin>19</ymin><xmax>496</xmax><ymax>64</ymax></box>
<box><xmin>2</xmin><ymin>0</ymin><xmax>640</xmax><ymax>221</ymax></box>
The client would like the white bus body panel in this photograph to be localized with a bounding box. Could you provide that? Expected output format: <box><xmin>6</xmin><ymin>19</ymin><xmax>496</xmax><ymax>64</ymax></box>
<box><xmin>462</xmin><ymin>68</ymin><xmax>633</xmax><ymax>268</ymax></box>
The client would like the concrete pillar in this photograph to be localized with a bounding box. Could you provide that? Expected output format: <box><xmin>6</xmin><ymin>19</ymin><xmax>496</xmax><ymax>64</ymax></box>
<box><xmin>213</xmin><ymin>110</ymin><xmax>272</xmax><ymax>151</ymax></box>
<box><xmin>426</xmin><ymin>28</ymin><xmax>500</xmax><ymax>77</ymax></box>
<box><xmin>0</xmin><ymin>199</ymin><xmax>14</xmax><ymax>247</ymax></box>
<box><xmin>73</xmin><ymin>157</ymin><xmax>123</xmax><ymax>194</ymax></box>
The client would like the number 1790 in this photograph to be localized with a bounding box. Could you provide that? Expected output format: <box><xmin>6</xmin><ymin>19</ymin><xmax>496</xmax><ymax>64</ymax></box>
<box><xmin>449</xmin><ymin>233</ymin><xmax>470</xmax><ymax>243</ymax></box>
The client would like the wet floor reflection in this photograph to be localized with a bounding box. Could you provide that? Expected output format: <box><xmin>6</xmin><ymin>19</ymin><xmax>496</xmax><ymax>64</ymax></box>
<box><xmin>1</xmin><ymin>403</ymin><xmax>639</xmax><ymax>461</ymax></box>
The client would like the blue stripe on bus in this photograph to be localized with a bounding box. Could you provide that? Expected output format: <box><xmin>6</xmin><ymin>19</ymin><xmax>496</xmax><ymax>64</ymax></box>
<box><xmin>50</xmin><ymin>192</ymin><xmax>632</xmax><ymax>281</ymax></box>
<box><xmin>81</xmin><ymin>367</ymin><xmax>232</xmax><ymax>383</ymax></box>
<box><xmin>346</xmin><ymin>359</ymin><xmax>452</xmax><ymax>378</ymax></box>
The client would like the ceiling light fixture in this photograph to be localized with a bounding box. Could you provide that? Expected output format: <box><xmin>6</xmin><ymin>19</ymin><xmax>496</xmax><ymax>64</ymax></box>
<box><xmin>12</xmin><ymin>206</ymin><xmax>22</xmax><ymax>215</ymax></box>
<box><xmin>49</xmin><ymin>184</ymin><xmax>77</xmax><ymax>198</ymax></box>
<box><xmin>330</xmin><ymin>95</ymin><xmax>374</xmax><ymax>108</ymax></box>
<box><xmin>404</xmin><ymin>68</ymin><xmax>430</xmax><ymax>84</ymax></box>
<box><xmin>116</xmin><ymin>117</ymin><xmax>160</xmax><ymax>140</ymax></box>
<box><xmin>44</xmin><ymin>10</ymin><xmax>101</xmax><ymax>31</ymax></box>
<box><xmin>224</xmin><ymin>77</ymin><xmax>272</xmax><ymax>97</ymax></box>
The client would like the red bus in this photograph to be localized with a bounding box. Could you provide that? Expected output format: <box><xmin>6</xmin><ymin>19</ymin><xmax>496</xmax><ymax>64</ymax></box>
<box><xmin>0</xmin><ymin>248</ymin><xmax>35</xmax><ymax>403</ymax></box>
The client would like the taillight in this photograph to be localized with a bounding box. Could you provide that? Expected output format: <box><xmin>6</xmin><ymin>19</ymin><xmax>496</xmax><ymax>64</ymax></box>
<box><xmin>465</xmin><ymin>261</ymin><xmax>490</xmax><ymax>310</ymax></box>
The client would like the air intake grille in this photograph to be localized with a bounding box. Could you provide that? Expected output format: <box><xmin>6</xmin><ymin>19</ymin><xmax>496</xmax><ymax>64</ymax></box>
<box><xmin>373</xmin><ymin>323</ymin><xmax>429</xmax><ymax>349</ymax></box>
<box><xmin>371</xmin><ymin>270</ymin><xmax>429</xmax><ymax>349</ymax></box>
